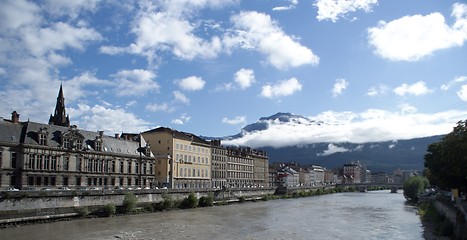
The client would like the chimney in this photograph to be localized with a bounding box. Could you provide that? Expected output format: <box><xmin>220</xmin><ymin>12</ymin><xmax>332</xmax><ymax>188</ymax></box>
<box><xmin>115</xmin><ymin>133</ymin><xmax>120</xmax><ymax>139</ymax></box>
<box><xmin>11</xmin><ymin>111</ymin><xmax>19</xmax><ymax>124</ymax></box>
<box><xmin>98</xmin><ymin>131</ymin><xmax>104</xmax><ymax>137</ymax></box>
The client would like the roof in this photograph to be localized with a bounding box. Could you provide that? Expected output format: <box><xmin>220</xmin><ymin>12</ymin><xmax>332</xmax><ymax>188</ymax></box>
<box><xmin>143</xmin><ymin>127</ymin><xmax>209</xmax><ymax>145</ymax></box>
<box><xmin>1</xmin><ymin>119</ymin><xmax>146</xmax><ymax>157</ymax></box>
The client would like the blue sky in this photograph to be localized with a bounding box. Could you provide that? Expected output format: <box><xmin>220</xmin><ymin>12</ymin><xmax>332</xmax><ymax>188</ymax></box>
<box><xmin>1</xmin><ymin>0</ymin><xmax>467</xmax><ymax>146</ymax></box>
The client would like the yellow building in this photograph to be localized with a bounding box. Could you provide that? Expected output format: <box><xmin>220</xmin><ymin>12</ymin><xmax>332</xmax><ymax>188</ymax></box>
<box><xmin>142</xmin><ymin>127</ymin><xmax>211</xmax><ymax>189</ymax></box>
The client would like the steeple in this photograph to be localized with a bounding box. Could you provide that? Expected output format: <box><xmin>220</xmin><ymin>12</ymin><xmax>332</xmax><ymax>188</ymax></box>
<box><xmin>49</xmin><ymin>83</ymin><xmax>70</xmax><ymax>127</ymax></box>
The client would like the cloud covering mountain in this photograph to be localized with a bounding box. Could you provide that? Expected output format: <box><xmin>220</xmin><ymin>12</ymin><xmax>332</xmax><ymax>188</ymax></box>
<box><xmin>223</xmin><ymin>112</ymin><xmax>463</xmax><ymax>148</ymax></box>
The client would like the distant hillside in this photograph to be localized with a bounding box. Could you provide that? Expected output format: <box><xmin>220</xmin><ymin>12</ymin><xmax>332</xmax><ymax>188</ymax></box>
<box><xmin>203</xmin><ymin>112</ymin><xmax>445</xmax><ymax>173</ymax></box>
<box><xmin>261</xmin><ymin>135</ymin><xmax>443</xmax><ymax>172</ymax></box>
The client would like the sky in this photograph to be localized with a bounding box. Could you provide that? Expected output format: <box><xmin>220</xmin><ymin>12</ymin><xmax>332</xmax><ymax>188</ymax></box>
<box><xmin>1</xmin><ymin>0</ymin><xmax>467</xmax><ymax>148</ymax></box>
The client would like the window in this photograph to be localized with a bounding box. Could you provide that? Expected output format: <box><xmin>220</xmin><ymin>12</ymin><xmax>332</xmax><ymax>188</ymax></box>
<box><xmin>120</xmin><ymin>161</ymin><xmax>124</xmax><ymax>173</ymax></box>
<box><xmin>127</xmin><ymin>161</ymin><xmax>132</xmax><ymax>173</ymax></box>
<box><xmin>51</xmin><ymin>156</ymin><xmax>57</xmax><ymax>170</ymax></box>
<box><xmin>63</xmin><ymin>156</ymin><xmax>69</xmax><ymax>171</ymax></box>
<box><xmin>39</xmin><ymin>134</ymin><xmax>47</xmax><ymax>145</ymax></box>
<box><xmin>11</xmin><ymin>152</ymin><xmax>17</xmax><ymax>168</ymax></box>
<box><xmin>76</xmin><ymin>156</ymin><xmax>82</xmax><ymax>171</ymax></box>
<box><xmin>63</xmin><ymin>138</ymin><xmax>70</xmax><ymax>149</ymax></box>
<box><xmin>76</xmin><ymin>177</ymin><xmax>81</xmax><ymax>186</ymax></box>
<box><xmin>135</xmin><ymin>162</ymin><xmax>139</xmax><ymax>174</ymax></box>
<box><xmin>95</xmin><ymin>141</ymin><xmax>102</xmax><ymax>151</ymax></box>
<box><xmin>76</xmin><ymin>139</ymin><xmax>83</xmax><ymax>150</ymax></box>
<box><xmin>112</xmin><ymin>161</ymin><xmax>116</xmax><ymax>173</ymax></box>
<box><xmin>28</xmin><ymin>154</ymin><xmax>34</xmax><ymax>169</ymax></box>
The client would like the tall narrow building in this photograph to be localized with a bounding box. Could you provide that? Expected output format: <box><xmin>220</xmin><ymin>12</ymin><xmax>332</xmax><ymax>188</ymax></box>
<box><xmin>49</xmin><ymin>83</ymin><xmax>70</xmax><ymax>127</ymax></box>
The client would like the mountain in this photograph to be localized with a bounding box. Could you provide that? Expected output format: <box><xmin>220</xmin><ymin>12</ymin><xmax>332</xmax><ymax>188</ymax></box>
<box><xmin>213</xmin><ymin>112</ymin><xmax>445</xmax><ymax>173</ymax></box>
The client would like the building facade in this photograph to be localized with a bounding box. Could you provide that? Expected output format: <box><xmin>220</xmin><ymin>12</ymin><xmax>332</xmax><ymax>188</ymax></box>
<box><xmin>142</xmin><ymin>127</ymin><xmax>211</xmax><ymax>189</ymax></box>
<box><xmin>0</xmin><ymin>87</ymin><xmax>156</xmax><ymax>190</ymax></box>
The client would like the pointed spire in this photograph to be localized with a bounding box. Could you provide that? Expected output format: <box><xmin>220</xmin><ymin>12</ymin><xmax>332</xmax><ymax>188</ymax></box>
<box><xmin>49</xmin><ymin>83</ymin><xmax>70</xmax><ymax>127</ymax></box>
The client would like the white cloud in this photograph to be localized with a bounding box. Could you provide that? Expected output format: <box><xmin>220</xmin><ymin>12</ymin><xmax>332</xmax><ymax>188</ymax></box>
<box><xmin>234</xmin><ymin>68</ymin><xmax>255</xmax><ymax>89</ymax></box>
<box><xmin>176</xmin><ymin>76</ymin><xmax>205</xmax><ymax>91</ymax></box>
<box><xmin>261</xmin><ymin>78</ymin><xmax>302</xmax><ymax>98</ymax></box>
<box><xmin>398</xmin><ymin>103</ymin><xmax>418</xmax><ymax>114</ymax></box>
<box><xmin>172</xmin><ymin>113</ymin><xmax>191</xmax><ymax>125</ymax></box>
<box><xmin>145</xmin><ymin>103</ymin><xmax>174</xmax><ymax>112</ymax></box>
<box><xmin>272</xmin><ymin>0</ymin><xmax>298</xmax><ymax>11</ymax></box>
<box><xmin>314</xmin><ymin>0</ymin><xmax>378</xmax><ymax>22</ymax></box>
<box><xmin>393</xmin><ymin>81</ymin><xmax>432</xmax><ymax>96</ymax></box>
<box><xmin>44</xmin><ymin>0</ymin><xmax>101</xmax><ymax>19</ymax></box>
<box><xmin>441</xmin><ymin>76</ymin><xmax>467</xmax><ymax>91</ymax></box>
<box><xmin>222</xmin><ymin>116</ymin><xmax>247</xmax><ymax>125</ymax></box>
<box><xmin>368</xmin><ymin>3</ymin><xmax>467</xmax><ymax>61</ymax></box>
<box><xmin>332</xmin><ymin>78</ymin><xmax>349</xmax><ymax>97</ymax></box>
<box><xmin>317</xmin><ymin>143</ymin><xmax>350</xmax><ymax>156</ymax></box>
<box><xmin>367</xmin><ymin>84</ymin><xmax>389</xmax><ymax>96</ymax></box>
<box><xmin>173</xmin><ymin>91</ymin><xmax>190</xmax><ymax>104</ymax></box>
<box><xmin>457</xmin><ymin>85</ymin><xmax>467</xmax><ymax>101</ymax></box>
<box><xmin>228</xmin><ymin>11</ymin><xmax>319</xmax><ymax>70</ymax></box>
<box><xmin>224</xmin><ymin>109</ymin><xmax>467</xmax><ymax>148</ymax></box>
<box><xmin>112</xmin><ymin>69</ymin><xmax>159</xmax><ymax>96</ymax></box>
<box><xmin>0</xmin><ymin>0</ymin><xmax>41</xmax><ymax>30</ymax></box>
<box><xmin>68</xmin><ymin>104</ymin><xmax>150</xmax><ymax>134</ymax></box>
<box><xmin>100</xmin><ymin>1</ymin><xmax>237</xmax><ymax>63</ymax></box>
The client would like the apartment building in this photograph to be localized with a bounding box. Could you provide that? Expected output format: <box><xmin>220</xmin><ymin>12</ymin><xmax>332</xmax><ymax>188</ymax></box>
<box><xmin>142</xmin><ymin>127</ymin><xmax>211</xmax><ymax>189</ymax></box>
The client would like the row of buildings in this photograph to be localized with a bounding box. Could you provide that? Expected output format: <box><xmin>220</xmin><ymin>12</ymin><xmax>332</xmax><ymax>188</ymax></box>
<box><xmin>0</xmin><ymin>85</ymin><xmax>268</xmax><ymax>190</ymax></box>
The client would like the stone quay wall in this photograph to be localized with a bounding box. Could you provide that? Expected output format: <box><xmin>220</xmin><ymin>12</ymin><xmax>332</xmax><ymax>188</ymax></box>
<box><xmin>0</xmin><ymin>188</ymin><xmax>276</xmax><ymax>224</ymax></box>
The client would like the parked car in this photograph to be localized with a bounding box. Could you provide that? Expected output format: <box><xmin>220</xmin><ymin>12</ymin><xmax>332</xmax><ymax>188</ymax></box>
<box><xmin>89</xmin><ymin>187</ymin><xmax>101</xmax><ymax>190</ymax></box>
<box><xmin>23</xmin><ymin>187</ymin><xmax>36</xmax><ymax>191</ymax></box>
<box><xmin>6</xmin><ymin>187</ymin><xmax>19</xmax><ymax>191</ymax></box>
<box><xmin>58</xmin><ymin>187</ymin><xmax>70</xmax><ymax>191</ymax></box>
<box><xmin>41</xmin><ymin>187</ymin><xmax>52</xmax><ymax>191</ymax></box>
<box><xmin>114</xmin><ymin>186</ymin><xmax>124</xmax><ymax>190</ymax></box>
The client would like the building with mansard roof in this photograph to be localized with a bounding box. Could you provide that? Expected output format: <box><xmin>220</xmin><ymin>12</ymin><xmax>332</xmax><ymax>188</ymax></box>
<box><xmin>0</xmin><ymin>87</ymin><xmax>156</xmax><ymax>190</ymax></box>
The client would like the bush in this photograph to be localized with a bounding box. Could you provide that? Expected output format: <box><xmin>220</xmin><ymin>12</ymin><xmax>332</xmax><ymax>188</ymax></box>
<box><xmin>122</xmin><ymin>192</ymin><xmax>137</xmax><ymax>213</ymax></box>
<box><xmin>102</xmin><ymin>203</ymin><xmax>116</xmax><ymax>217</ymax></box>
<box><xmin>77</xmin><ymin>207</ymin><xmax>89</xmax><ymax>217</ymax></box>
<box><xmin>181</xmin><ymin>192</ymin><xmax>198</xmax><ymax>209</ymax></box>
<box><xmin>198</xmin><ymin>193</ymin><xmax>214</xmax><ymax>207</ymax></box>
<box><xmin>161</xmin><ymin>193</ymin><xmax>175</xmax><ymax>211</ymax></box>
<box><xmin>238</xmin><ymin>196</ymin><xmax>246</xmax><ymax>202</ymax></box>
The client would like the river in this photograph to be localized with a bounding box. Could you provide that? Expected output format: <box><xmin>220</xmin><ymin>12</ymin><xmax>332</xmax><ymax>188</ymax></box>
<box><xmin>1</xmin><ymin>190</ymin><xmax>424</xmax><ymax>240</ymax></box>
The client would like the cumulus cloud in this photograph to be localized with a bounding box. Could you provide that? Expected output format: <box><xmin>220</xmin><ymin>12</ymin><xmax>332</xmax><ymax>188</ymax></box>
<box><xmin>100</xmin><ymin>1</ymin><xmax>237</xmax><ymax>63</ymax></box>
<box><xmin>367</xmin><ymin>84</ymin><xmax>389</xmax><ymax>97</ymax></box>
<box><xmin>145</xmin><ymin>102</ymin><xmax>174</xmax><ymax>112</ymax></box>
<box><xmin>43</xmin><ymin>0</ymin><xmax>101</xmax><ymax>19</ymax></box>
<box><xmin>272</xmin><ymin>0</ymin><xmax>298</xmax><ymax>11</ymax></box>
<box><xmin>317</xmin><ymin>143</ymin><xmax>350</xmax><ymax>156</ymax></box>
<box><xmin>172</xmin><ymin>113</ymin><xmax>191</xmax><ymax>125</ymax></box>
<box><xmin>398</xmin><ymin>103</ymin><xmax>418</xmax><ymax>114</ymax></box>
<box><xmin>224</xmin><ymin>109</ymin><xmax>467</xmax><ymax>148</ymax></box>
<box><xmin>314</xmin><ymin>0</ymin><xmax>378</xmax><ymax>22</ymax></box>
<box><xmin>176</xmin><ymin>76</ymin><xmax>205</xmax><ymax>91</ymax></box>
<box><xmin>441</xmin><ymin>76</ymin><xmax>467</xmax><ymax>91</ymax></box>
<box><xmin>227</xmin><ymin>11</ymin><xmax>319</xmax><ymax>70</ymax></box>
<box><xmin>261</xmin><ymin>78</ymin><xmax>302</xmax><ymax>98</ymax></box>
<box><xmin>234</xmin><ymin>68</ymin><xmax>255</xmax><ymax>89</ymax></box>
<box><xmin>173</xmin><ymin>91</ymin><xmax>190</xmax><ymax>104</ymax></box>
<box><xmin>112</xmin><ymin>69</ymin><xmax>159</xmax><ymax>96</ymax></box>
<box><xmin>332</xmin><ymin>78</ymin><xmax>349</xmax><ymax>97</ymax></box>
<box><xmin>68</xmin><ymin>104</ymin><xmax>150</xmax><ymax>133</ymax></box>
<box><xmin>393</xmin><ymin>81</ymin><xmax>432</xmax><ymax>96</ymax></box>
<box><xmin>222</xmin><ymin>116</ymin><xmax>247</xmax><ymax>125</ymax></box>
<box><xmin>368</xmin><ymin>3</ymin><xmax>467</xmax><ymax>61</ymax></box>
<box><xmin>457</xmin><ymin>85</ymin><xmax>467</xmax><ymax>101</ymax></box>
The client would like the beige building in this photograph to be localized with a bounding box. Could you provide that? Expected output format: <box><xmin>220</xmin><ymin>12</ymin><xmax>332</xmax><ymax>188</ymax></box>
<box><xmin>142</xmin><ymin>127</ymin><xmax>211</xmax><ymax>189</ymax></box>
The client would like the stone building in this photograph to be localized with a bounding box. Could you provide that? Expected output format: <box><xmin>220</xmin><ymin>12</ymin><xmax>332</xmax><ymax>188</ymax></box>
<box><xmin>142</xmin><ymin>127</ymin><xmax>212</xmax><ymax>189</ymax></box>
<box><xmin>0</xmin><ymin>86</ymin><xmax>156</xmax><ymax>189</ymax></box>
<box><xmin>210</xmin><ymin>140</ymin><xmax>268</xmax><ymax>189</ymax></box>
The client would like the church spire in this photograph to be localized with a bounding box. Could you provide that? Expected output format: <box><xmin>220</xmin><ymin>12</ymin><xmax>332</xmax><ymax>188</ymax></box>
<box><xmin>49</xmin><ymin>83</ymin><xmax>70</xmax><ymax>127</ymax></box>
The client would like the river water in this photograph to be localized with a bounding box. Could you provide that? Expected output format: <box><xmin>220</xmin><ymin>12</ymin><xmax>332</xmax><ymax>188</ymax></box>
<box><xmin>2</xmin><ymin>190</ymin><xmax>424</xmax><ymax>240</ymax></box>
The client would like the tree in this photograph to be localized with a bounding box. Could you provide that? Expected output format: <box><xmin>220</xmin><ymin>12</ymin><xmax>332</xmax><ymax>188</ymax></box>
<box><xmin>403</xmin><ymin>176</ymin><xmax>429</xmax><ymax>202</ymax></box>
<box><xmin>122</xmin><ymin>192</ymin><xmax>137</xmax><ymax>213</ymax></box>
<box><xmin>424</xmin><ymin>119</ymin><xmax>467</xmax><ymax>195</ymax></box>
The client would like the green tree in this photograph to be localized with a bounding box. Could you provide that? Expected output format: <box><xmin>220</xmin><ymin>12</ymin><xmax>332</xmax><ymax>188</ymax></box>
<box><xmin>403</xmin><ymin>176</ymin><xmax>429</xmax><ymax>202</ymax></box>
<box><xmin>181</xmin><ymin>192</ymin><xmax>198</xmax><ymax>209</ymax></box>
<box><xmin>425</xmin><ymin>119</ymin><xmax>467</xmax><ymax>194</ymax></box>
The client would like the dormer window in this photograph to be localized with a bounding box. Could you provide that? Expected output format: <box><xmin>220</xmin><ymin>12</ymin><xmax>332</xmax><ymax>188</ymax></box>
<box><xmin>63</xmin><ymin>138</ymin><xmax>70</xmax><ymax>149</ymax></box>
<box><xmin>38</xmin><ymin>127</ymin><xmax>48</xmax><ymax>146</ymax></box>
<box><xmin>95</xmin><ymin>140</ymin><xmax>102</xmax><ymax>151</ymax></box>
